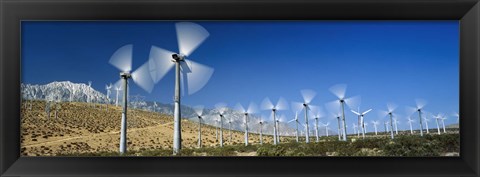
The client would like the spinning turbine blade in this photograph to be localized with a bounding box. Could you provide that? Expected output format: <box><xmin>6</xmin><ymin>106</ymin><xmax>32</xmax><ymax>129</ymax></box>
<box><xmin>415</xmin><ymin>98</ymin><xmax>427</xmax><ymax>109</ymax></box>
<box><xmin>276</xmin><ymin>97</ymin><xmax>289</xmax><ymax>110</ymax></box>
<box><xmin>109</xmin><ymin>44</ymin><xmax>132</xmax><ymax>72</ymax></box>
<box><xmin>261</xmin><ymin>97</ymin><xmax>274</xmax><ymax>110</ymax></box>
<box><xmin>193</xmin><ymin>105</ymin><xmax>204</xmax><ymax>116</ymax></box>
<box><xmin>300</xmin><ymin>89</ymin><xmax>316</xmax><ymax>104</ymax></box>
<box><xmin>247</xmin><ymin>102</ymin><xmax>258</xmax><ymax>114</ymax></box>
<box><xmin>235</xmin><ymin>103</ymin><xmax>246</xmax><ymax>113</ymax></box>
<box><xmin>351</xmin><ymin>109</ymin><xmax>361</xmax><ymax>116</ymax></box>
<box><xmin>181</xmin><ymin>59</ymin><xmax>214</xmax><ymax>95</ymax></box>
<box><xmin>405</xmin><ymin>106</ymin><xmax>418</xmax><ymax>116</ymax></box>
<box><xmin>325</xmin><ymin>100</ymin><xmax>341</xmax><ymax>115</ymax></box>
<box><xmin>329</xmin><ymin>84</ymin><xmax>347</xmax><ymax>100</ymax></box>
<box><xmin>344</xmin><ymin>95</ymin><xmax>361</xmax><ymax>109</ymax></box>
<box><xmin>175</xmin><ymin>22</ymin><xmax>210</xmax><ymax>56</ymax></box>
<box><xmin>131</xmin><ymin>62</ymin><xmax>155</xmax><ymax>93</ymax></box>
<box><xmin>387</xmin><ymin>102</ymin><xmax>397</xmax><ymax>113</ymax></box>
<box><xmin>148</xmin><ymin>46</ymin><xmax>175</xmax><ymax>83</ymax></box>
<box><xmin>215</xmin><ymin>102</ymin><xmax>227</xmax><ymax>114</ymax></box>
<box><xmin>291</xmin><ymin>102</ymin><xmax>305</xmax><ymax>112</ymax></box>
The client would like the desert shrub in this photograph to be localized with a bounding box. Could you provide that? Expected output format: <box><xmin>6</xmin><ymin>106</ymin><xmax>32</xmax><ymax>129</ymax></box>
<box><xmin>382</xmin><ymin>135</ymin><xmax>440</xmax><ymax>156</ymax></box>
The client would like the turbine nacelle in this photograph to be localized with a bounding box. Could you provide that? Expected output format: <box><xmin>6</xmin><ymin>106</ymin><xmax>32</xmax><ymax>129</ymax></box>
<box><xmin>120</xmin><ymin>72</ymin><xmax>132</xmax><ymax>79</ymax></box>
<box><xmin>171</xmin><ymin>53</ymin><xmax>185</xmax><ymax>62</ymax></box>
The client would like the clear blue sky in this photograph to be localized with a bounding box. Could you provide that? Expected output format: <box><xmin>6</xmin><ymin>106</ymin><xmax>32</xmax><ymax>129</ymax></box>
<box><xmin>22</xmin><ymin>21</ymin><xmax>459</xmax><ymax>132</ymax></box>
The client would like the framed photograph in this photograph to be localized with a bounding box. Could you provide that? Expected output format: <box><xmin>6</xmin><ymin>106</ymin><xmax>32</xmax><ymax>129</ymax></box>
<box><xmin>1</xmin><ymin>0</ymin><xmax>479</xmax><ymax>176</ymax></box>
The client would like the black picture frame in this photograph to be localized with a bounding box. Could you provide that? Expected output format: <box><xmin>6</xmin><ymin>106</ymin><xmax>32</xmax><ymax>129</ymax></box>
<box><xmin>1</xmin><ymin>0</ymin><xmax>479</xmax><ymax>176</ymax></box>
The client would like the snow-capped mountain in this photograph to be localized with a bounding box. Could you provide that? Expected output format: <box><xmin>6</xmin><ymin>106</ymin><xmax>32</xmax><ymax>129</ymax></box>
<box><xmin>21</xmin><ymin>81</ymin><xmax>333</xmax><ymax>136</ymax></box>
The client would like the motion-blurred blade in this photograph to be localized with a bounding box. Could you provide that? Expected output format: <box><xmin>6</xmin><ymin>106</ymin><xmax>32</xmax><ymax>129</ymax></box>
<box><xmin>131</xmin><ymin>62</ymin><xmax>155</xmax><ymax>93</ymax></box>
<box><xmin>109</xmin><ymin>44</ymin><xmax>133</xmax><ymax>72</ymax></box>
<box><xmin>276</xmin><ymin>97</ymin><xmax>289</xmax><ymax>110</ymax></box>
<box><xmin>344</xmin><ymin>95</ymin><xmax>361</xmax><ymax>109</ymax></box>
<box><xmin>325</xmin><ymin>100</ymin><xmax>341</xmax><ymax>115</ymax></box>
<box><xmin>387</xmin><ymin>102</ymin><xmax>397</xmax><ymax>113</ymax></box>
<box><xmin>291</xmin><ymin>102</ymin><xmax>304</xmax><ymax>112</ymax></box>
<box><xmin>300</xmin><ymin>89</ymin><xmax>316</xmax><ymax>104</ymax></box>
<box><xmin>261</xmin><ymin>97</ymin><xmax>274</xmax><ymax>110</ymax></box>
<box><xmin>215</xmin><ymin>102</ymin><xmax>227</xmax><ymax>114</ymax></box>
<box><xmin>175</xmin><ymin>22</ymin><xmax>210</xmax><ymax>56</ymax></box>
<box><xmin>247</xmin><ymin>102</ymin><xmax>258</xmax><ymax>114</ymax></box>
<box><xmin>148</xmin><ymin>46</ymin><xmax>175</xmax><ymax>83</ymax></box>
<box><xmin>378</xmin><ymin>110</ymin><xmax>389</xmax><ymax>118</ymax></box>
<box><xmin>181</xmin><ymin>59</ymin><xmax>214</xmax><ymax>95</ymax></box>
<box><xmin>405</xmin><ymin>106</ymin><xmax>418</xmax><ymax>116</ymax></box>
<box><xmin>235</xmin><ymin>103</ymin><xmax>246</xmax><ymax>113</ymax></box>
<box><xmin>193</xmin><ymin>105</ymin><xmax>204</xmax><ymax>116</ymax></box>
<box><xmin>113</xmin><ymin>79</ymin><xmax>123</xmax><ymax>90</ymax></box>
<box><xmin>415</xmin><ymin>99</ymin><xmax>427</xmax><ymax>110</ymax></box>
<box><xmin>329</xmin><ymin>84</ymin><xmax>347</xmax><ymax>100</ymax></box>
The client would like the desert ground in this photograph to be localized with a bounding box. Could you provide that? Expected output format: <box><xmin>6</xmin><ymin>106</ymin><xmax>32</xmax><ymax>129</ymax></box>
<box><xmin>20</xmin><ymin>100</ymin><xmax>283</xmax><ymax>156</ymax></box>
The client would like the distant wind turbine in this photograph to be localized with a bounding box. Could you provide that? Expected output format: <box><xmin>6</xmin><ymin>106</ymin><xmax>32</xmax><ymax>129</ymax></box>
<box><xmin>327</xmin><ymin>84</ymin><xmax>361</xmax><ymax>141</ymax></box>
<box><xmin>261</xmin><ymin>97</ymin><xmax>288</xmax><ymax>145</ymax></box>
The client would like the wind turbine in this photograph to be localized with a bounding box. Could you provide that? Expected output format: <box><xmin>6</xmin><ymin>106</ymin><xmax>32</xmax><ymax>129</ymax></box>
<box><xmin>109</xmin><ymin>44</ymin><xmax>155</xmax><ymax>154</ymax></box>
<box><xmin>423</xmin><ymin>115</ymin><xmax>430</xmax><ymax>134</ymax></box>
<box><xmin>453</xmin><ymin>112</ymin><xmax>459</xmax><ymax>123</ymax></box>
<box><xmin>261</xmin><ymin>97</ymin><xmax>288</xmax><ymax>145</ymax></box>
<box><xmin>215</xmin><ymin>103</ymin><xmax>227</xmax><ymax>147</ymax></box>
<box><xmin>379</xmin><ymin>103</ymin><xmax>397</xmax><ymax>139</ymax></box>
<box><xmin>351</xmin><ymin>108</ymin><xmax>372</xmax><ymax>139</ymax></box>
<box><xmin>276</xmin><ymin>115</ymin><xmax>286</xmax><ymax>143</ymax></box>
<box><xmin>311</xmin><ymin>107</ymin><xmax>325</xmax><ymax>142</ymax></box>
<box><xmin>407</xmin><ymin>117</ymin><xmax>415</xmax><ymax>134</ymax></box>
<box><xmin>227</xmin><ymin>118</ymin><xmax>233</xmax><ymax>142</ymax></box>
<box><xmin>236</xmin><ymin>102</ymin><xmax>257</xmax><ymax>146</ymax></box>
<box><xmin>327</xmin><ymin>84</ymin><xmax>361</xmax><ymax>141</ymax></box>
<box><xmin>258</xmin><ymin>117</ymin><xmax>266</xmax><ymax>145</ymax></box>
<box><xmin>148</xmin><ymin>22</ymin><xmax>214</xmax><ymax>154</ymax></box>
<box><xmin>384</xmin><ymin>121</ymin><xmax>389</xmax><ymax>134</ymax></box>
<box><xmin>433</xmin><ymin>113</ymin><xmax>442</xmax><ymax>135</ymax></box>
<box><xmin>406</xmin><ymin>99</ymin><xmax>427</xmax><ymax>136</ymax></box>
<box><xmin>393</xmin><ymin>118</ymin><xmax>400</xmax><ymax>135</ymax></box>
<box><xmin>194</xmin><ymin>105</ymin><xmax>205</xmax><ymax>148</ymax></box>
<box><xmin>292</xmin><ymin>89</ymin><xmax>317</xmax><ymax>143</ymax></box>
<box><xmin>441</xmin><ymin>115</ymin><xmax>447</xmax><ymax>133</ymax></box>
<box><xmin>322</xmin><ymin>122</ymin><xmax>330</xmax><ymax>137</ymax></box>
<box><xmin>371</xmin><ymin>120</ymin><xmax>379</xmax><ymax>135</ymax></box>
<box><xmin>364</xmin><ymin>122</ymin><xmax>368</xmax><ymax>135</ymax></box>
<box><xmin>114</xmin><ymin>85</ymin><xmax>121</xmax><ymax>106</ymax></box>
<box><xmin>105</xmin><ymin>83</ymin><xmax>112</xmax><ymax>111</ymax></box>
<box><xmin>153</xmin><ymin>102</ymin><xmax>158</xmax><ymax>112</ymax></box>
<box><xmin>353</xmin><ymin>123</ymin><xmax>358</xmax><ymax>137</ymax></box>
<box><xmin>287</xmin><ymin>111</ymin><xmax>300</xmax><ymax>142</ymax></box>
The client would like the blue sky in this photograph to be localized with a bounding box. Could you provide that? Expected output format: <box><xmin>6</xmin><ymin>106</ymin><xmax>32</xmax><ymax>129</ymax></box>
<box><xmin>22</xmin><ymin>21</ymin><xmax>459</xmax><ymax>132</ymax></box>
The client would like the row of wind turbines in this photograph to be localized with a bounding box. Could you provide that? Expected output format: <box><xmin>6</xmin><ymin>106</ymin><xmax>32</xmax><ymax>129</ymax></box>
<box><xmin>105</xmin><ymin>22</ymin><xmax>458</xmax><ymax>155</ymax></box>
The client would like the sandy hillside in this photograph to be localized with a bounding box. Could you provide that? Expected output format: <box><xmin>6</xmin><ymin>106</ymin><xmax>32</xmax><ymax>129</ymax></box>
<box><xmin>21</xmin><ymin>100</ymin><xmax>284</xmax><ymax>156</ymax></box>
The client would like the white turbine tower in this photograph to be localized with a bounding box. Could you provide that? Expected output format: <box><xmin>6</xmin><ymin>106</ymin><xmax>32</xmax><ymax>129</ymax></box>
<box><xmin>258</xmin><ymin>117</ymin><xmax>266</xmax><ymax>145</ymax></box>
<box><xmin>441</xmin><ymin>115</ymin><xmax>447</xmax><ymax>133</ymax></box>
<box><xmin>109</xmin><ymin>44</ymin><xmax>155</xmax><ymax>154</ymax></box>
<box><xmin>364</xmin><ymin>122</ymin><xmax>368</xmax><ymax>135</ymax></box>
<box><xmin>287</xmin><ymin>111</ymin><xmax>300</xmax><ymax>142</ymax></box>
<box><xmin>276</xmin><ymin>115</ymin><xmax>286</xmax><ymax>143</ymax></box>
<box><xmin>353</xmin><ymin>123</ymin><xmax>358</xmax><ymax>137</ymax></box>
<box><xmin>292</xmin><ymin>89</ymin><xmax>317</xmax><ymax>143</ymax></box>
<box><xmin>193</xmin><ymin>105</ymin><xmax>205</xmax><ymax>148</ymax></box>
<box><xmin>393</xmin><ymin>118</ymin><xmax>400</xmax><ymax>135</ymax></box>
<box><xmin>406</xmin><ymin>99</ymin><xmax>427</xmax><ymax>136</ymax></box>
<box><xmin>310</xmin><ymin>107</ymin><xmax>324</xmax><ymax>143</ymax></box>
<box><xmin>215</xmin><ymin>103</ymin><xmax>227</xmax><ymax>147</ymax></box>
<box><xmin>384</xmin><ymin>121</ymin><xmax>389</xmax><ymax>134</ymax></box>
<box><xmin>379</xmin><ymin>103</ymin><xmax>397</xmax><ymax>139</ymax></box>
<box><xmin>327</xmin><ymin>84</ymin><xmax>361</xmax><ymax>141</ymax></box>
<box><xmin>227</xmin><ymin>118</ymin><xmax>233</xmax><ymax>142</ymax></box>
<box><xmin>407</xmin><ymin>117</ymin><xmax>415</xmax><ymax>134</ymax></box>
<box><xmin>433</xmin><ymin>113</ymin><xmax>443</xmax><ymax>135</ymax></box>
<box><xmin>423</xmin><ymin>115</ymin><xmax>431</xmax><ymax>134</ymax></box>
<box><xmin>148</xmin><ymin>22</ymin><xmax>214</xmax><ymax>154</ymax></box>
<box><xmin>105</xmin><ymin>83</ymin><xmax>112</xmax><ymax>104</ymax></box>
<box><xmin>261</xmin><ymin>97</ymin><xmax>288</xmax><ymax>145</ymax></box>
<box><xmin>371</xmin><ymin>120</ymin><xmax>380</xmax><ymax>135</ymax></box>
<box><xmin>236</xmin><ymin>102</ymin><xmax>258</xmax><ymax>146</ymax></box>
<box><xmin>322</xmin><ymin>122</ymin><xmax>330</xmax><ymax>137</ymax></box>
<box><xmin>351</xmin><ymin>108</ymin><xmax>372</xmax><ymax>139</ymax></box>
<box><xmin>114</xmin><ymin>86</ymin><xmax>121</xmax><ymax>106</ymax></box>
<box><xmin>453</xmin><ymin>112</ymin><xmax>459</xmax><ymax>123</ymax></box>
